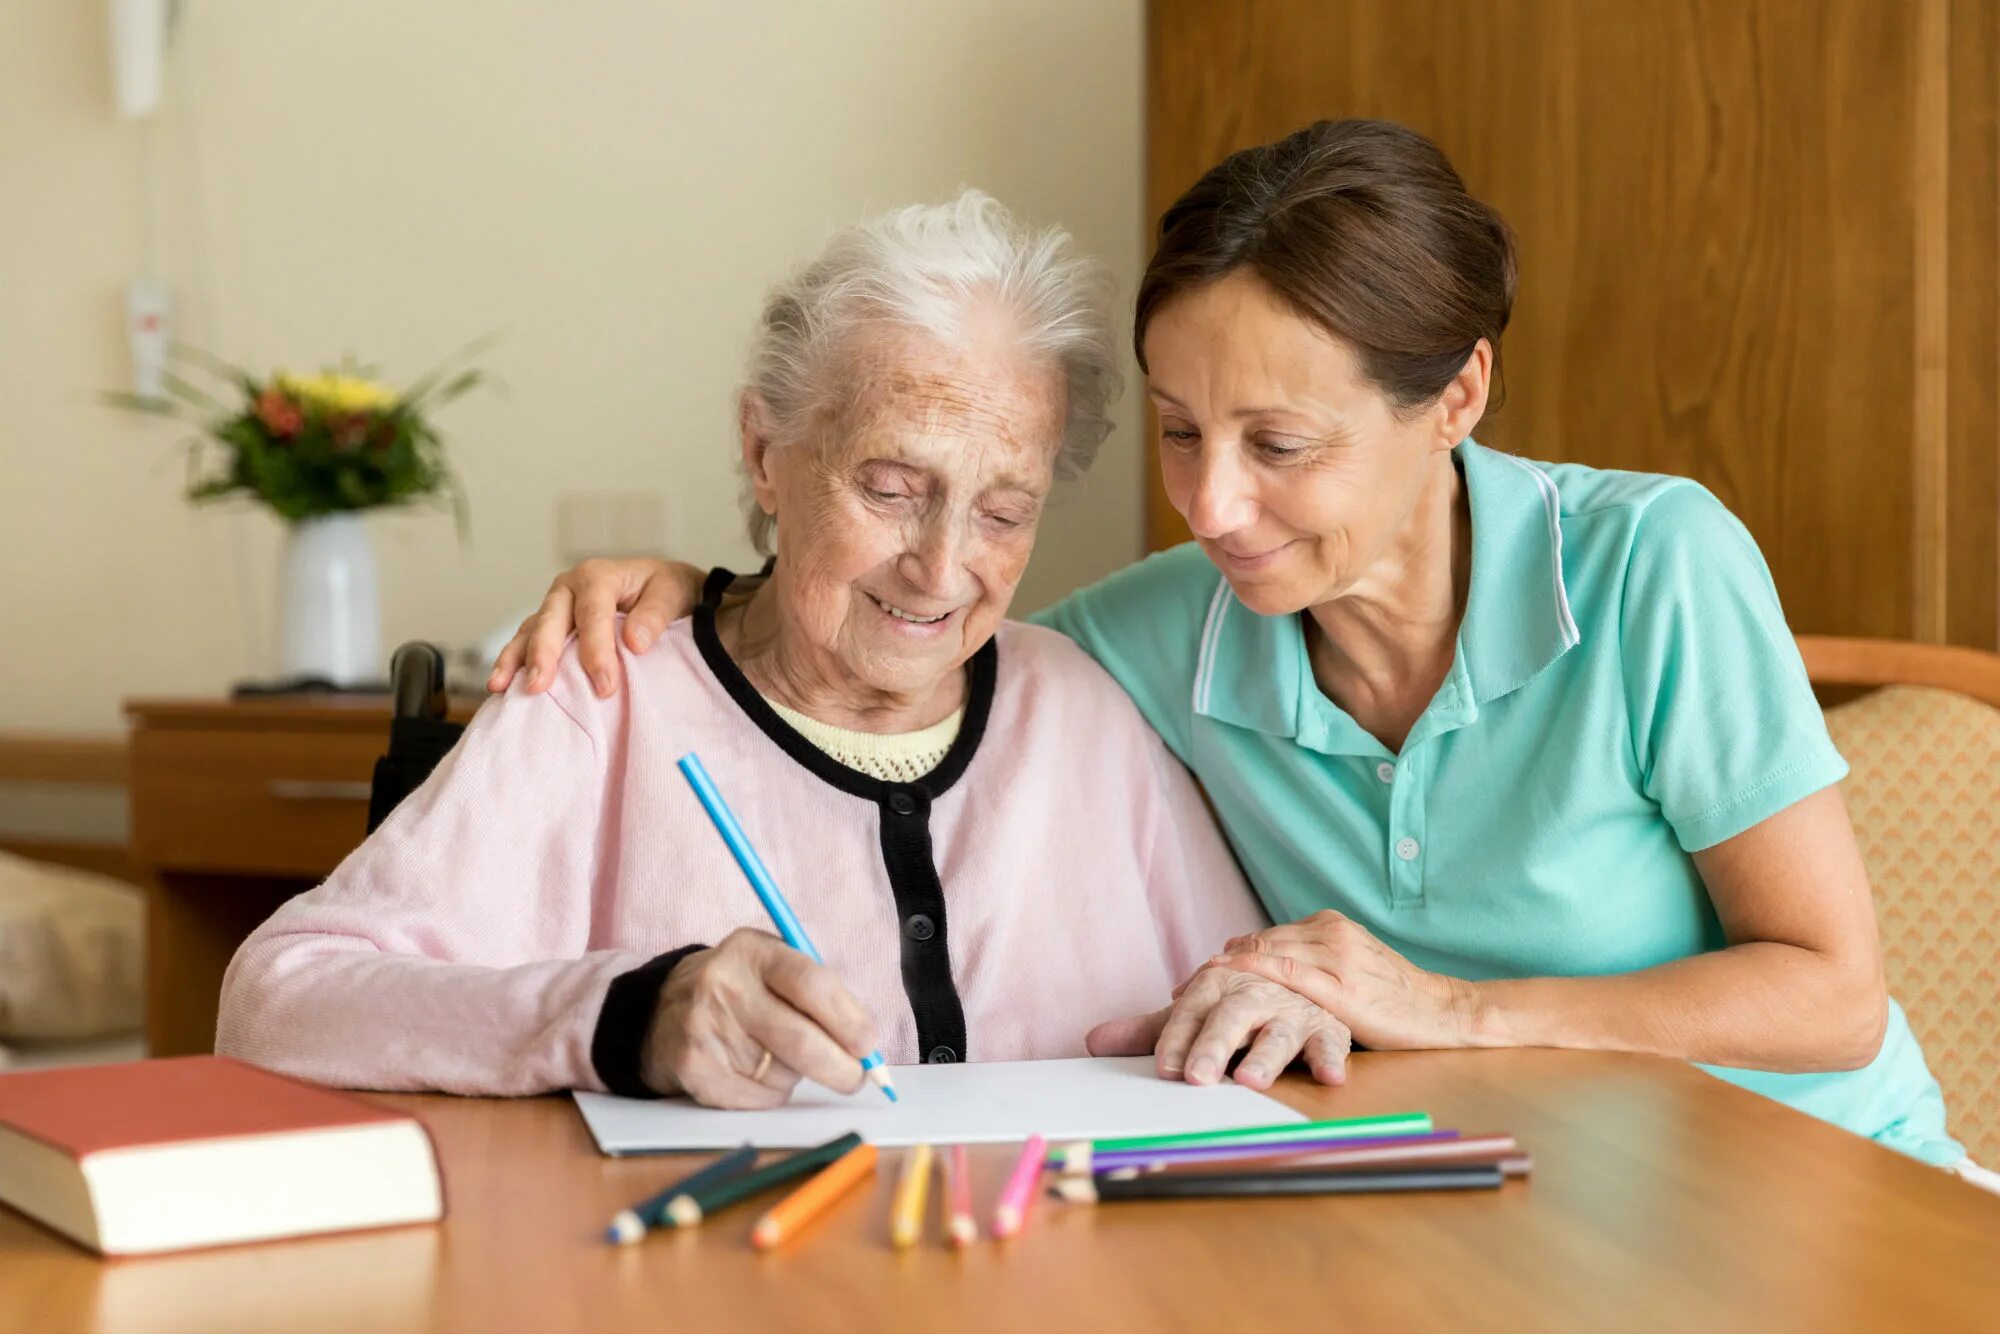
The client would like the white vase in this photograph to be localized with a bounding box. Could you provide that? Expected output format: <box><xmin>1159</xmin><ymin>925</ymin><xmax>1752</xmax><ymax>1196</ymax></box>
<box><xmin>280</xmin><ymin>514</ymin><xmax>383</xmax><ymax>685</ymax></box>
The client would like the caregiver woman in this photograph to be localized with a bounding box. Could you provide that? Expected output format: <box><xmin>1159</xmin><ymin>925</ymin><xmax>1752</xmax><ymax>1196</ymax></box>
<box><xmin>493</xmin><ymin>120</ymin><xmax>1966</xmax><ymax>1169</ymax></box>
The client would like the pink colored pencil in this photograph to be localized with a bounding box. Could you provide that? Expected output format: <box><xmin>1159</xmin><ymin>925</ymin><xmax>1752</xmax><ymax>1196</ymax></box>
<box><xmin>990</xmin><ymin>1134</ymin><xmax>1048</xmax><ymax>1239</ymax></box>
<box><xmin>941</xmin><ymin>1144</ymin><xmax>977</xmax><ymax>1248</ymax></box>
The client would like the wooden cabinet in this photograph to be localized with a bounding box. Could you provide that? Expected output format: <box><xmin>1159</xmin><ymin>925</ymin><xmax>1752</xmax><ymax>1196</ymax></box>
<box><xmin>125</xmin><ymin>697</ymin><xmax>478</xmax><ymax>1057</ymax></box>
<box><xmin>1146</xmin><ymin>0</ymin><xmax>1999</xmax><ymax>648</ymax></box>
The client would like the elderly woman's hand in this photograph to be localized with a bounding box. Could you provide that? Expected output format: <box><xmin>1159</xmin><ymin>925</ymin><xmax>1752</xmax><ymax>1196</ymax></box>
<box><xmin>486</xmin><ymin>558</ymin><xmax>706</xmax><ymax>699</ymax></box>
<box><xmin>639</xmin><ymin>927</ymin><xmax>881</xmax><ymax>1109</ymax></box>
<box><xmin>1204</xmin><ymin>910</ymin><xmax>1476</xmax><ymax>1052</ymax></box>
<box><xmin>1086</xmin><ymin>968</ymin><xmax>1355</xmax><ymax>1090</ymax></box>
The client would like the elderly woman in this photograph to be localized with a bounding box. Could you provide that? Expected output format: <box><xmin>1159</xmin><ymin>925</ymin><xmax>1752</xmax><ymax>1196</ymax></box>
<box><xmin>497</xmin><ymin>120</ymin><xmax>1975</xmax><ymax>1175</ymax></box>
<box><xmin>215</xmin><ymin>191</ymin><xmax>1276</xmax><ymax>1106</ymax></box>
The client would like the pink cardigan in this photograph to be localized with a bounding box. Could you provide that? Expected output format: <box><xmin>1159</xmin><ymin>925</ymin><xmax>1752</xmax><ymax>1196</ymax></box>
<box><xmin>216</xmin><ymin>617</ymin><xmax>1265</xmax><ymax>1095</ymax></box>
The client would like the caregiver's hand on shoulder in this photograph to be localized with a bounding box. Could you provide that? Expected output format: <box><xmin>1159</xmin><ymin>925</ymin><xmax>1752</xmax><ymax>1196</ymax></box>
<box><xmin>1204</xmin><ymin>909</ymin><xmax>1476</xmax><ymax>1051</ymax></box>
<box><xmin>640</xmin><ymin>928</ymin><xmax>880</xmax><ymax>1109</ymax></box>
<box><xmin>1085</xmin><ymin>969</ymin><xmax>1354</xmax><ymax>1090</ymax></box>
<box><xmin>486</xmin><ymin>557</ymin><xmax>705</xmax><ymax>699</ymax></box>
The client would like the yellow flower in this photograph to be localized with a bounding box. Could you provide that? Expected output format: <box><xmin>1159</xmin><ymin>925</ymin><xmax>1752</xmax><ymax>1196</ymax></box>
<box><xmin>275</xmin><ymin>371</ymin><xmax>399</xmax><ymax>416</ymax></box>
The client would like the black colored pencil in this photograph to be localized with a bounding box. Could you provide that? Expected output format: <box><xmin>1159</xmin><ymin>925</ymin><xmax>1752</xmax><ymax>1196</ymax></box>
<box><xmin>1052</xmin><ymin>1164</ymin><xmax>1505</xmax><ymax>1203</ymax></box>
<box><xmin>666</xmin><ymin>1132</ymin><xmax>865</xmax><ymax>1226</ymax></box>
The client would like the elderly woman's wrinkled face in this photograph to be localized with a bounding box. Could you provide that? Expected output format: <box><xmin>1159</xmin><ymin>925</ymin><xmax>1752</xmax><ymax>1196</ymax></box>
<box><xmin>746</xmin><ymin>324</ymin><xmax>1066</xmax><ymax>697</ymax></box>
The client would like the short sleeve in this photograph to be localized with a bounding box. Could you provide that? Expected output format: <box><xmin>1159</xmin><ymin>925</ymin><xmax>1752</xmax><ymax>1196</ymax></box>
<box><xmin>1618</xmin><ymin>484</ymin><xmax>1848</xmax><ymax>852</ymax></box>
<box><xmin>1028</xmin><ymin>543</ymin><xmax>1219</xmax><ymax>763</ymax></box>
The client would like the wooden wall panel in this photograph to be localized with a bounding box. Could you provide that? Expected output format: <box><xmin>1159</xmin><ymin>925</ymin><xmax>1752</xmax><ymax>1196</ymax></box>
<box><xmin>1947</xmin><ymin>0</ymin><xmax>2000</xmax><ymax>648</ymax></box>
<box><xmin>1145</xmin><ymin>0</ymin><xmax>1999</xmax><ymax>647</ymax></box>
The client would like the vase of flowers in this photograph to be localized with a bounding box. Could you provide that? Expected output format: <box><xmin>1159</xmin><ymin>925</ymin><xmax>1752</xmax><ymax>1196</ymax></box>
<box><xmin>111</xmin><ymin>347</ymin><xmax>483</xmax><ymax>686</ymax></box>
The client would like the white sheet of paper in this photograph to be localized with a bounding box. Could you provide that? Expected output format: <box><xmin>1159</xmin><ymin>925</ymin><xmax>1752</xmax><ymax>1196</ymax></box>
<box><xmin>573</xmin><ymin>1056</ymin><xmax>1305</xmax><ymax>1153</ymax></box>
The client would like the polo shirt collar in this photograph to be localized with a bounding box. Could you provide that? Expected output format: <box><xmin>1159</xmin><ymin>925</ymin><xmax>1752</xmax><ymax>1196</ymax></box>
<box><xmin>1189</xmin><ymin>438</ymin><xmax>1580</xmax><ymax>751</ymax></box>
<box><xmin>1190</xmin><ymin>576</ymin><xmax>1304</xmax><ymax>740</ymax></box>
<box><xmin>1454</xmin><ymin>439</ymin><xmax>1582</xmax><ymax>703</ymax></box>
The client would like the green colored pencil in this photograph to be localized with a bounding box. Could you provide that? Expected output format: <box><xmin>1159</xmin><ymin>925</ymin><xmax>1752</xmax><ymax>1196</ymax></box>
<box><xmin>1052</xmin><ymin>1113</ymin><xmax>1431</xmax><ymax>1171</ymax></box>
<box><xmin>663</xmin><ymin>1132</ymin><xmax>863</xmax><ymax>1227</ymax></box>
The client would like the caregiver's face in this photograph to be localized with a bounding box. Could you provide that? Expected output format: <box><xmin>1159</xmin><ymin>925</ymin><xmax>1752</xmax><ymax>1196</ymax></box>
<box><xmin>752</xmin><ymin>322</ymin><xmax>1065</xmax><ymax>696</ymax></box>
<box><xmin>1144</xmin><ymin>268</ymin><xmax>1447</xmax><ymax>617</ymax></box>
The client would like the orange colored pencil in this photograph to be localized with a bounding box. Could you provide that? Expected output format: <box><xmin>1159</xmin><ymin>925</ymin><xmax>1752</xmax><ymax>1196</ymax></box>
<box><xmin>750</xmin><ymin>1142</ymin><xmax>878</xmax><ymax>1250</ymax></box>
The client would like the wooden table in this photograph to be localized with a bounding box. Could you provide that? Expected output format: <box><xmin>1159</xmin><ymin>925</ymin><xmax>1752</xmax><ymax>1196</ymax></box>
<box><xmin>124</xmin><ymin>696</ymin><xmax>479</xmax><ymax>1057</ymax></box>
<box><xmin>3</xmin><ymin>1049</ymin><xmax>1996</xmax><ymax>1333</ymax></box>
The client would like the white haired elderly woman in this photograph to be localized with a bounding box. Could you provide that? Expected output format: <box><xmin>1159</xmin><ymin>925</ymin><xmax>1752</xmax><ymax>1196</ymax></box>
<box><xmin>215</xmin><ymin>192</ymin><xmax>1285</xmax><ymax>1107</ymax></box>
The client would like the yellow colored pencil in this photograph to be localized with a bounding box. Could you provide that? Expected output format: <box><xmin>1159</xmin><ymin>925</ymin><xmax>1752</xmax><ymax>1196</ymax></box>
<box><xmin>890</xmin><ymin>1143</ymin><xmax>934</xmax><ymax>1250</ymax></box>
<box><xmin>750</xmin><ymin>1142</ymin><xmax>878</xmax><ymax>1251</ymax></box>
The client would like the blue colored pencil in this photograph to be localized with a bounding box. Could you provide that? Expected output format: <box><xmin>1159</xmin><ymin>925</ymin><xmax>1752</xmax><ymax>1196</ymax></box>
<box><xmin>605</xmin><ymin>1143</ymin><xmax>757</xmax><ymax>1244</ymax></box>
<box><xmin>677</xmin><ymin>752</ymin><xmax>898</xmax><ymax>1102</ymax></box>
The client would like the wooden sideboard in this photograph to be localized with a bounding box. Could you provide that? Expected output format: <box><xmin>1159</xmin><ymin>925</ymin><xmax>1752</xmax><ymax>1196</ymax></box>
<box><xmin>125</xmin><ymin>695</ymin><xmax>480</xmax><ymax>1057</ymax></box>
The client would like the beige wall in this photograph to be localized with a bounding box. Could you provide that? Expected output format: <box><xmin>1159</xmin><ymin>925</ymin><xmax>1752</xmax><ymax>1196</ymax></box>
<box><xmin>0</xmin><ymin>0</ymin><xmax>1144</xmax><ymax>736</ymax></box>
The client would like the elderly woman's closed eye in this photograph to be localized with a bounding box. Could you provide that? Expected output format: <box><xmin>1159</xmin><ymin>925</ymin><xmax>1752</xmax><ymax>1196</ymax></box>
<box><xmin>214</xmin><ymin>191</ymin><xmax>1269</xmax><ymax>1106</ymax></box>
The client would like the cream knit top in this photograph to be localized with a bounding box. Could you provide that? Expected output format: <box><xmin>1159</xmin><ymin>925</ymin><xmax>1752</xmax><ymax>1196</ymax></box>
<box><xmin>764</xmin><ymin>698</ymin><xmax>964</xmax><ymax>783</ymax></box>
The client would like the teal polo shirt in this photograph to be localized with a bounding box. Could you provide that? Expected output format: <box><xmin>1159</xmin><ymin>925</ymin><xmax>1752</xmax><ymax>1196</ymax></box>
<box><xmin>1035</xmin><ymin>440</ymin><xmax>1962</xmax><ymax>1166</ymax></box>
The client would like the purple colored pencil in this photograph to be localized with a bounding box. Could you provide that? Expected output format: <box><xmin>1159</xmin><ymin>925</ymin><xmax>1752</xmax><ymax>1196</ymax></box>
<box><xmin>1072</xmin><ymin>1130</ymin><xmax>1461</xmax><ymax>1175</ymax></box>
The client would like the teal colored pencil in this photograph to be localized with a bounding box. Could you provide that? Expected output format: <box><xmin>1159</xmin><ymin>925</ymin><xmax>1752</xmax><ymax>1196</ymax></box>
<box><xmin>1052</xmin><ymin>1113</ymin><xmax>1433</xmax><ymax>1170</ymax></box>
<box><xmin>677</xmin><ymin>752</ymin><xmax>897</xmax><ymax>1102</ymax></box>
<box><xmin>664</xmin><ymin>1132</ymin><xmax>865</xmax><ymax>1227</ymax></box>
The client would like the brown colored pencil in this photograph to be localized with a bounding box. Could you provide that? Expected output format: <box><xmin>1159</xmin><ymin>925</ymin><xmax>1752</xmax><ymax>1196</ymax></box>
<box><xmin>1054</xmin><ymin>1165</ymin><xmax>1506</xmax><ymax>1204</ymax></box>
<box><xmin>1114</xmin><ymin>1134</ymin><xmax>1527</xmax><ymax>1180</ymax></box>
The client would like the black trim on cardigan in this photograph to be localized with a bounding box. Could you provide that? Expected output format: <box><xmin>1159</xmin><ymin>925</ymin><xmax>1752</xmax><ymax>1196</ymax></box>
<box><xmin>690</xmin><ymin>565</ymin><xmax>987</xmax><ymax>1062</ymax></box>
<box><xmin>590</xmin><ymin>943</ymin><xmax>709</xmax><ymax>1098</ymax></box>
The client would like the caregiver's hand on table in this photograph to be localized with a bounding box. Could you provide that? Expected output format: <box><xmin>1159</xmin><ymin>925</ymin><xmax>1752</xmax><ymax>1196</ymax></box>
<box><xmin>1200</xmin><ymin>909</ymin><xmax>1477</xmax><ymax>1052</ymax></box>
<box><xmin>487</xmin><ymin>557</ymin><xmax>704</xmax><ymax>698</ymax></box>
<box><xmin>641</xmin><ymin>928</ymin><xmax>879</xmax><ymax>1109</ymax></box>
<box><xmin>1086</xmin><ymin>968</ymin><xmax>1355</xmax><ymax>1090</ymax></box>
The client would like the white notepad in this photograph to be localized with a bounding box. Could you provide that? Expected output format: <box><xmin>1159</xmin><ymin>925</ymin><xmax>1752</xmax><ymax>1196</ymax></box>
<box><xmin>573</xmin><ymin>1056</ymin><xmax>1305</xmax><ymax>1153</ymax></box>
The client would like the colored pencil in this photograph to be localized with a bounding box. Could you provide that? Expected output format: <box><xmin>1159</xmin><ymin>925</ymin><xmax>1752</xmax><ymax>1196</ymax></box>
<box><xmin>678</xmin><ymin>753</ymin><xmax>897</xmax><ymax>1102</ymax></box>
<box><xmin>941</xmin><ymin>1144</ymin><xmax>977</xmax><ymax>1248</ymax></box>
<box><xmin>1052</xmin><ymin>1164</ymin><xmax>1506</xmax><ymax>1204</ymax></box>
<box><xmin>750</xmin><ymin>1142</ymin><xmax>879</xmax><ymax>1250</ymax></box>
<box><xmin>1053</xmin><ymin>1112</ymin><xmax>1432</xmax><ymax>1171</ymax></box>
<box><xmin>1069</xmin><ymin>1130</ymin><xmax>1461</xmax><ymax>1175</ymax></box>
<box><xmin>605</xmin><ymin>1143</ymin><xmax>756</xmax><ymax>1244</ymax></box>
<box><xmin>990</xmin><ymin>1134</ymin><xmax>1048</xmax><ymax>1239</ymax></box>
<box><xmin>1113</xmin><ymin>1135</ymin><xmax>1527</xmax><ymax>1180</ymax></box>
<box><xmin>663</xmin><ymin>1131</ymin><xmax>863</xmax><ymax>1227</ymax></box>
<box><xmin>890</xmin><ymin>1143</ymin><xmax>934</xmax><ymax>1249</ymax></box>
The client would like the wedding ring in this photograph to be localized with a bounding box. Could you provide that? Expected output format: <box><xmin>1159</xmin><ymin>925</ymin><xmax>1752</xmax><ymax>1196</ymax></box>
<box><xmin>751</xmin><ymin>1049</ymin><xmax>774</xmax><ymax>1082</ymax></box>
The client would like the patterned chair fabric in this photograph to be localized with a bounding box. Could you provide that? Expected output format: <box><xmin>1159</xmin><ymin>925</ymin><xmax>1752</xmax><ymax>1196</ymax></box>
<box><xmin>1824</xmin><ymin>685</ymin><xmax>2000</xmax><ymax>1164</ymax></box>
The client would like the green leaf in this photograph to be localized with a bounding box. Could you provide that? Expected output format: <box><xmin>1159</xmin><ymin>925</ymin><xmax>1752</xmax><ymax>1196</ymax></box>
<box><xmin>423</xmin><ymin>368</ymin><xmax>486</xmax><ymax>410</ymax></box>
<box><xmin>166</xmin><ymin>341</ymin><xmax>258</xmax><ymax>395</ymax></box>
<box><xmin>158</xmin><ymin>369</ymin><xmax>225</xmax><ymax>411</ymax></box>
<box><xmin>400</xmin><ymin>330</ymin><xmax>502</xmax><ymax>406</ymax></box>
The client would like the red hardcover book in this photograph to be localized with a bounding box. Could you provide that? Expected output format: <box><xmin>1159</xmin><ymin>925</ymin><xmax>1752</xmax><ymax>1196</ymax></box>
<box><xmin>0</xmin><ymin>1055</ymin><xmax>442</xmax><ymax>1255</ymax></box>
